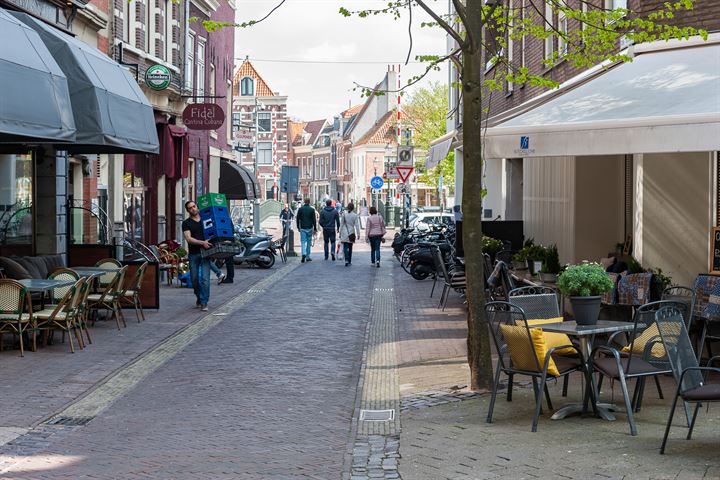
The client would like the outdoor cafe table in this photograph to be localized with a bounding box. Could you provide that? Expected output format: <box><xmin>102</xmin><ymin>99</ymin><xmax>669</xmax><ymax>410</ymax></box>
<box><xmin>539</xmin><ymin>320</ymin><xmax>642</xmax><ymax>422</ymax></box>
<box><xmin>17</xmin><ymin>278</ymin><xmax>76</xmax><ymax>309</ymax></box>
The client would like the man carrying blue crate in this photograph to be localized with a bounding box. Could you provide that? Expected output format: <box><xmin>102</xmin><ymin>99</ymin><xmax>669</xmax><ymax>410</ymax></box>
<box><xmin>182</xmin><ymin>200</ymin><xmax>212</xmax><ymax>311</ymax></box>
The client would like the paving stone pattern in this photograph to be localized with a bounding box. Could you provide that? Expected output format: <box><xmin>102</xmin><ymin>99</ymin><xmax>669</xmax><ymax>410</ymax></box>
<box><xmin>0</xmin><ymin>256</ymin><xmax>376</xmax><ymax>479</ymax></box>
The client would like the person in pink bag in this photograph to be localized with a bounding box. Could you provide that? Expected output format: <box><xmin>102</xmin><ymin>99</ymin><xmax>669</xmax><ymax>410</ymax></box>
<box><xmin>365</xmin><ymin>206</ymin><xmax>387</xmax><ymax>268</ymax></box>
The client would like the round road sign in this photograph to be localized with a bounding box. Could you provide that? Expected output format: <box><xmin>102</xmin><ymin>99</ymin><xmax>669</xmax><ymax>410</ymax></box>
<box><xmin>370</xmin><ymin>176</ymin><xmax>384</xmax><ymax>189</ymax></box>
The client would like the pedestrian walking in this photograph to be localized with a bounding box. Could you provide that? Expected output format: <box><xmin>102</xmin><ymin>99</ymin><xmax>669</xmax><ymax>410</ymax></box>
<box><xmin>319</xmin><ymin>199</ymin><xmax>340</xmax><ymax>261</ymax></box>
<box><xmin>279</xmin><ymin>203</ymin><xmax>294</xmax><ymax>248</ymax></box>
<box><xmin>209</xmin><ymin>260</ymin><xmax>226</xmax><ymax>284</ymax></box>
<box><xmin>296</xmin><ymin>198</ymin><xmax>317</xmax><ymax>263</ymax></box>
<box><xmin>182</xmin><ymin>200</ymin><xmax>212</xmax><ymax>311</ymax></box>
<box><xmin>339</xmin><ymin>203</ymin><xmax>360</xmax><ymax>267</ymax></box>
<box><xmin>365</xmin><ymin>206</ymin><xmax>387</xmax><ymax>268</ymax></box>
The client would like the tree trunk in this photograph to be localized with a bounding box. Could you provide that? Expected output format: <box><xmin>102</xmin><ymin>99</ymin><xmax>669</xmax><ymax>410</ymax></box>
<box><xmin>462</xmin><ymin>2</ymin><xmax>493</xmax><ymax>391</ymax></box>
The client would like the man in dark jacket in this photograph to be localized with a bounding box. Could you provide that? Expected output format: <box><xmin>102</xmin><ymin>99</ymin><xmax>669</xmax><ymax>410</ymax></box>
<box><xmin>296</xmin><ymin>198</ymin><xmax>317</xmax><ymax>263</ymax></box>
<box><xmin>319</xmin><ymin>199</ymin><xmax>340</xmax><ymax>261</ymax></box>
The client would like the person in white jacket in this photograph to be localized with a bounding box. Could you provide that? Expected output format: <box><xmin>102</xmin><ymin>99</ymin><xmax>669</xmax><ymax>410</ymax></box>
<box><xmin>365</xmin><ymin>206</ymin><xmax>387</xmax><ymax>267</ymax></box>
<box><xmin>338</xmin><ymin>203</ymin><xmax>361</xmax><ymax>267</ymax></box>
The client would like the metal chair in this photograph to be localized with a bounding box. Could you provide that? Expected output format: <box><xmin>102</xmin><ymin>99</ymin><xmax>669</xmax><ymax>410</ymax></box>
<box><xmin>486</xmin><ymin>301</ymin><xmax>583</xmax><ymax>432</ymax></box>
<box><xmin>430</xmin><ymin>246</ymin><xmax>466</xmax><ymax>310</ymax></box>
<box><xmin>656</xmin><ymin>306</ymin><xmax>720</xmax><ymax>454</ymax></box>
<box><xmin>119</xmin><ymin>262</ymin><xmax>148</xmax><ymax>322</ymax></box>
<box><xmin>592</xmin><ymin>300</ymin><xmax>685</xmax><ymax>436</ymax></box>
<box><xmin>0</xmin><ymin>279</ymin><xmax>35</xmax><ymax>356</ymax></box>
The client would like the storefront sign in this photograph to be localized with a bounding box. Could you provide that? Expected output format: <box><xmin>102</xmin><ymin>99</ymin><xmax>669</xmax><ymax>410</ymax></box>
<box><xmin>710</xmin><ymin>227</ymin><xmax>720</xmax><ymax>275</ymax></box>
<box><xmin>182</xmin><ymin>104</ymin><xmax>225</xmax><ymax>130</ymax></box>
<box><xmin>145</xmin><ymin>65</ymin><xmax>171</xmax><ymax>91</ymax></box>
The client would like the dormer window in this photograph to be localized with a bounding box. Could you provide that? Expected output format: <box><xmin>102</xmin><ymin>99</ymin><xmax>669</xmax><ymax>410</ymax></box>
<box><xmin>241</xmin><ymin>77</ymin><xmax>254</xmax><ymax>96</ymax></box>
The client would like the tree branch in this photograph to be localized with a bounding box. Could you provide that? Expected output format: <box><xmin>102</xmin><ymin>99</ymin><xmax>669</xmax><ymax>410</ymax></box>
<box><xmin>415</xmin><ymin>0</ymin><xmax>467</xmax><ymax>48</ymax></box>
<box><xmin>235</xmin><ymin>0</ymin><xmax>287</xmax><ymax>28</ymax></box>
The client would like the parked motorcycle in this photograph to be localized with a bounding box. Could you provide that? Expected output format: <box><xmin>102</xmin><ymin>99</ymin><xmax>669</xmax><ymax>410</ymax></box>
<box><xmin>232</xmin><ymin>228</ymin><xmax>276</xmax><ymax>269</ymax></box>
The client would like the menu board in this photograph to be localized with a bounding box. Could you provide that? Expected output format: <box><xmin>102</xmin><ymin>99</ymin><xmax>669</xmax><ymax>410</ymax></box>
<box><xmin>711</xmin><ymin>227</ymin><xmax>720</xmax><ymax>275</ymax></box>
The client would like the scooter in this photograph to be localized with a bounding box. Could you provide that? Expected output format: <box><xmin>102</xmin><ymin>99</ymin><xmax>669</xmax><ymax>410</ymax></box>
<box><xmin>232</xmin><ymin>228</ymin><xmax>276</xmax><ymax>269</ymax></box>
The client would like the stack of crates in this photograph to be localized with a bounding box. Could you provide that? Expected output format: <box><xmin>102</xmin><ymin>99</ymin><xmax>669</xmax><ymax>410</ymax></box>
<box><xmin>197</xmin><ymin>193</ymin><xmax>234</xmax><ymax>242</ymax></box>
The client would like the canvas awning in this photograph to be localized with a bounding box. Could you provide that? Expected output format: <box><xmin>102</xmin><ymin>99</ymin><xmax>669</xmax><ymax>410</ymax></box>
<box><xmin>426</xmin><ymin>130</ymin><xmax>456</xmax><ymax>169</ymax></box>
<box><xmin>483</xmin><ymin>39</ymin><xmax>720</xmax><ymax>159</ymax></box>
<box><xmin>0</xmin><ymin>8</ymin><xmax>75</xmax><ymax>144</ymax></box>
<box><xmin>12</xmin><ymin>12</ymin><xmax>159</xmax><ymax>154</ymax></box>
<box><xmin>219</xmin><ymin>160</ymin><xmax>260</xmax><ymax>200</ymax></box>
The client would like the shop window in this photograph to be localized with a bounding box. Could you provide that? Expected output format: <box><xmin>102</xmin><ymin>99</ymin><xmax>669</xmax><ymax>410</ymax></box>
<box><xmin>0</xmin><ymin>153</ymin><xmax>33</xmax><ymax>245</ymax></box>
<box><xmin>123</xmin><ymin>173</ymin><xmax>145</xmax><ymax>242</ymax></box>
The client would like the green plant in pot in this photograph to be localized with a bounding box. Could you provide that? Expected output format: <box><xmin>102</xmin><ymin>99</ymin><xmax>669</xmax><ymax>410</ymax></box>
<box><xmin>481</xmin><ymin>236</ymin><xmax>504</xmax><ymax>260</ymax></box>
<box><xmin>539</xmin><ymin>244</ymin><xmax>561</xmax><ymax>283</ymax></box>
<box><xmin>525</xmin><ymin>244</ymin><xmax>547</xmax><ymax>276</ymax></box>
<box><xmin>557</xmin><ymin>262</ymin><xmax>614</xmax><ymax>325</ymax></box>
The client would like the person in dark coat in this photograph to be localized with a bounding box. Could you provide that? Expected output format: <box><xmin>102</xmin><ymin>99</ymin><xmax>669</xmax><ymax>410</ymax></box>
<box><xmin>296</xmin><ymin>198</ymin><xmax>317</xmax><ymax>263</ymax></box>
<box><xmin>318</xmin><ymin>199</ymin><xmax>340</xmax><ymax>261</ymax></box>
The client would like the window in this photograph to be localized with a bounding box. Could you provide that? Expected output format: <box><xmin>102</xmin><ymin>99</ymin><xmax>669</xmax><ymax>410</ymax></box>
<box><xmin>241</xmin><ymin>77</ymin><xmax>254</xmax><ymax>96</ymax></box>
<box><xmin>227</xmin><ymin>81</ymin><xmax>232</xmax><ymax>143</ymax></box>
<box><xmin>123</xmin><ymin>0</ymin><xmax>134</xmax><ymax>44</ymax></box>
<box><xmin>145</xmin><ymin>0</ymin><xmax>151</xmax><ymax>53</ymax></box>
<box><xmin>558</xmin><ymin>11</ymin><xmax>568</xmax><ymax>56</ymax></box>
<box><xmin>186</xmin><ymin>34</ymin><xmax>194</xmax><ymax>91</ymax></box>
<box><xmin>197</xmin><ymin>39</ymin><xmax>206</xmax><ymax>101</ymax></box>
<box><xmin>209</xmin><ymin>64</ymin><xmax>216</xmax><ymax>97</ymax></box>
<box><xmin>257</xmin><ymin>142</ymin><xmax>272</xmax><ymax>164</ymax></box>
<box><xmin>544</xmin><ymin>3</ymin><xmax>554</xmax><ymax>62</ymax></box>
<box><xmin>257</xmin><ymin>112</ymin><xmax>271</xmax><ymax>132</ymax></box>
<box><xmin>605</xmin><ymin>0</ymin><xmax>627</xmax><ymax>9</ymax></box>
<box><xmin>165</xmin><ymin>0</ymin><xmax>173</xmax><ymax>62</ymax></box>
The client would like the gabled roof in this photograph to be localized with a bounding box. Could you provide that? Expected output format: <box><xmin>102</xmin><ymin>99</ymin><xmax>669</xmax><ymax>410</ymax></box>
<box><xmin>355</xmin><ymin>109</ymin><xmax>397</xmax><ymax>146</ymax></box>
<box><xmin>287</xmin><ymin>120</ymin><xmax>307</xmax><ymax>147</ymax></box>
<box><xmin>341</xmin><ymin>104</ymin><xmax>362</xmax><ymax>118</ymax></box>
<box><xmin>300</xmin><ymin>119</ymin><xmax>327</xmax><ymax>146</ymax></box>
<box><xmin>343</xmin><ymin>78</ymin><xmax>383</xmax><ymax>138</ymax></box>
<box><xmin>233</xmin><ymin>59</ymin><xmax>274</xmax><ymax>96</ymax></box>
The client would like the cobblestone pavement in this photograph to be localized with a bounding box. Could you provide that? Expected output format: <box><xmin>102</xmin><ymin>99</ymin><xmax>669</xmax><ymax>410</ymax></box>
<box><xmin>0</xmin><ymin>246</ymin><xmax>383</xmax><ymax>479</ymax></box>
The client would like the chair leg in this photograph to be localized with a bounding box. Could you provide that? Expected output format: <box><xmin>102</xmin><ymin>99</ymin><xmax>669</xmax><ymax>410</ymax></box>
<box><xmin>116</xmin><ymin>301</ymin><xmax>127</xmax><ymax>328</ymax></box>
<box><xmin>506</xmin><ymin>373</ymin><xmax>514</xmax><ymax>402</ymax></box>
<box><xmin>441</xmin><ymin>286</ymin><xmax>450</xmax><ymax>311</ymax></box>
<box><xmin>532</xmin><ymin>374</ymin><xmax>549</xmax><ymax>432</ymax></box>
<box><xmin>430</xmin><ymin>276</ymin><xmax>437</xmax><ymax>298</ymax></box>
<box><xmin>654</xmin><ymin>375</ymin><xmax>664</xmax><ymax>400</ymax></box>
<box><xmin>682</xmin><ymin>400</ymin><xmax>693</xmax><ymax>428</ymax></box>
<box><xmin>562</xmin><ymin>375</ymin><xmax>569</xmax><ymax>397</ymax></box>
<box><xmin>661</xmin><ymin>390</ymin><xmax>682</xmax><ymax>454</ymax></box>
<box><xmin>687</xmin><ymin>403</ymin><xmax>701</xmax><ymax>440</ymax></box>
<box><xmin>18</xmin><ymin>325</ymin><xmax>24</xmax><ymax>357</ymax></box>
<box><xmin>543</xmin><ymin>383</ymin><xmax>554</xmax><ymax>411</ymax></box>
<box><xmin>618</xmin><ymin>372</ymin><xmax>638</xmax><ymax>436</ymax></box>
<box><xmin>66</xmin><ymin>326</ymin><xmax>75</xmax><ymax>353</ymax></box>
<box><xmin>486</xmin><ymin>363</ymin><xmax>503</xmax><ymax>423</ymax></box>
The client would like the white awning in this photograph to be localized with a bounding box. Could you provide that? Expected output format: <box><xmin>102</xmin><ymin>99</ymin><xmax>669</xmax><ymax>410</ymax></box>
<box><xmin>426</xmin><ymin>130</ymin><xmax>456</xmax><ymax>169</ymax></box>
<box><xmin>484</xmin><ymin>39</ymin><xmax>720</xmax><ymax>159</ymax></box>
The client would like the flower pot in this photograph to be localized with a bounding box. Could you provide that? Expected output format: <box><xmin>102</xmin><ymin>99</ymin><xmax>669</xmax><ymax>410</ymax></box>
<box><xmin>526</xmin><ymin>259</ymin><xmax>543</xmax><ymax>275</ymax></box>
<box><xmin>539</xmin><ymin>272</ymin><xmax>558</xmax><ymax>283</ymax></box>
<box><xmin>570</xmin><ymin>296</ymin><xmax>602</xmax><ymax>325</ymax></box>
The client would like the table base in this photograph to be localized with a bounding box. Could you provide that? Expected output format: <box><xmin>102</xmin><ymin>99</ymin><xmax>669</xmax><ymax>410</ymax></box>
<box><xmin>551</xmin><ymin>402</ymin><xmax>621</xmax><ymax>421</ymax></box>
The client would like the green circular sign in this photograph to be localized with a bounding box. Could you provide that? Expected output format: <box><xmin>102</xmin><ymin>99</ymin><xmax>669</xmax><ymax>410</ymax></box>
<box><xmin>145</xmin><ymin>64</ymin><xmax>171</xmax><ymax>91</ymax></box>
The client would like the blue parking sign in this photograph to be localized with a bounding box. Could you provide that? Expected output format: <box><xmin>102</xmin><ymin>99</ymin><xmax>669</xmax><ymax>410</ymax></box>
<box><xmin>370</xmin><ymin>176</ymin><xmax>384</xmax><ymax>189</ymax></box>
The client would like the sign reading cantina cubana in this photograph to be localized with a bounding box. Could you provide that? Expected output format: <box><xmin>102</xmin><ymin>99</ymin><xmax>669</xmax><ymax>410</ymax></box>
<box><xmin>182</xmin><ymin>103</ymin><xmax>225</xmax><ymax>130</ymax></box>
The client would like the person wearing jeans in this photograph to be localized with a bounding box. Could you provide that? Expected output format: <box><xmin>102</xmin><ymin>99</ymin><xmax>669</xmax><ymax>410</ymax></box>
<box><xmin>339</xmin><ymin>203</ymin><xmax>360</xmax><ymax>266</ymax></box>
<box><xmin>296</xmin><ymin>198</ymin><xmax>317</xmax><ymax>263</ymax></box>
<box><xmin>182</xmin><ymin>200</ymin><xmax>212</xmax><ymax>311</ymax></box>
<box><xmin>319</xmin><ymin>199</ymin><xmax>340</xmax><ymax>260</ymax></box>
<box><xmin>365</xmin><ymin>206</ymin><xmax>386</xmax><ymax>267</ymax></box>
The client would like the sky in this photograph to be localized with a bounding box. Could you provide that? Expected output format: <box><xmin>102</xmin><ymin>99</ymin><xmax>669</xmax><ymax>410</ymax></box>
<box><xmin>234</xmin><ymin>0</ymin><xmax>449</xmax><ymax>122</ymax></box>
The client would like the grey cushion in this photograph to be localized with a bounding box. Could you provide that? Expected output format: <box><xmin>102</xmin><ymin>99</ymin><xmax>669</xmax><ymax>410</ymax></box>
<box><xmin>11</xmin><ymin>256</ymin><xmax>43</xmax><ymax>279</ymax></box>
<box><xmin>0</xmin><ymin>257</ymin><xmax>32</xmax><ymax>280</ymax></box>
<box><xmin>25</xmin><ymin>256</ymin><xmax>51</xmax><ymax>278</ymax></box>
<box><xmin>41</xmin><ymin>255</ymin><xmax>65</xmax><ymax>275</ymax></box>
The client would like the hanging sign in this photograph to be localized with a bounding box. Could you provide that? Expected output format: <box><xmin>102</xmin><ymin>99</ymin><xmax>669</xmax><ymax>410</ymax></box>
<box><xmin>183</xmin><ymin>104</ymin><xmax>225</xmax><ymax>130</ymax></box>
<box><xmin>145</xmin><ymin>65</ymin><xmax>171</xmax><ymax>91</ymax></box>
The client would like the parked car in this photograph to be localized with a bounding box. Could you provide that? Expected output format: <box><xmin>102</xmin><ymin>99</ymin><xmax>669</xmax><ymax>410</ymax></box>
<box><xmin>409</xmin><ymin>213</ymin><xmax>454</xmax><ymax>229</ymax></box>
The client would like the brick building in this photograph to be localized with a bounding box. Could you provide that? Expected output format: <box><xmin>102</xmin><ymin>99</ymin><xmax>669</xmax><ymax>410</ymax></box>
<box><xmin>231</xmin><ymin>59</ymin><xmax>288</xmax><ymax>201</ymax></box>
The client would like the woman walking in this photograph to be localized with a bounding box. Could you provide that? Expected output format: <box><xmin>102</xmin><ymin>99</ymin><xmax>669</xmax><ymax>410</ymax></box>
<box><xmin>339</xmin><ymin>203</ymin><xmax>360</xmax><ymax>267</ymax></box>
<box><xmin>365</xmin><ymin>207</ymin><xmax>387</xmax><ymax>268</ymax></box>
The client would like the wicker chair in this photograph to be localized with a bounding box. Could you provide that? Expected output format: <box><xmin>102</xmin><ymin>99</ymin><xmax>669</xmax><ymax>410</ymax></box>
<box><xmin>486</xmin><ymin>301</ymin><xmax>583</xmax><ymax>432</ymax></box>
<box><xmin>35</xmin><ymin>278</ymin><xmax>85</xmax><ymax>353</ymax></box>
<box><xmin>0</xmin><ymin>279</ymin><xmax>35</xmax><ymax>356</ymax></box>
<box><xmin>656</xmin><ymin>306</ymin><xmax>720</xmax><ymax>454</ymax></box>
<box><xmin>119</xmin><ymin>262</ymin><xmax>148</xmax><ymax>322</ymax></box>
<box><xmin>87</xmin><ymin>266</ymin><xmax>128</xmax><ymax>330</ymax></box>
<box><xmin>94</xmin><ymin>258</ymin><xmax>122</xmax><ymax>288</ymax></box>
<box><xmin>48</xmin><ymin>268</ymin><xmax>80</xmax><ymax>304</ymax></box>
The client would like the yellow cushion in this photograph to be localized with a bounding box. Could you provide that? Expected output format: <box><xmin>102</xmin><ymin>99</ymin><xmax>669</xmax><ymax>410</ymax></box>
<box><xmin>525</xmin><ymin>318</ymin><xmax>576</xmax><ymax>356</ymax></box>
<box><xmin>500</xmin><ymin>324</ymin><xmax>560</xmax><ymax>376</ymax></box>
<box><xmin>621</xmin><ymin>323</ymin><xmax>665</xmax><ymax>358</ymax></box>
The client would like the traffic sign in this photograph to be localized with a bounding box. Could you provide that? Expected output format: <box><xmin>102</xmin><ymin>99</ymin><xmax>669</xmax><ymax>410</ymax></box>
<box><xmin>397</xmin><ymin>145</ymin><xmax>414</xmax><ymax>166</ymax></box>
<box><xmin>370</xmin><ymin>176</ymin><xmax>384</xmax><ymax>189</ymax></box>
<box><xmin>395</xmin><ymin>166</ymin><xmax>414</xmax><ymax>183</ymax></box>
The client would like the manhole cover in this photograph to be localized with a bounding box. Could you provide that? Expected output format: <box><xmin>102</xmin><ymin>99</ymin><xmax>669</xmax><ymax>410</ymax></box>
<box><xmin>359</xmin><ymin>409</ymin><xmax>395</xmax><ymax>422</ymax></box>
<box><xmin>45</xmin><ymin>416</ymin><xmax>94</xmax><ymax>426</ymax></box>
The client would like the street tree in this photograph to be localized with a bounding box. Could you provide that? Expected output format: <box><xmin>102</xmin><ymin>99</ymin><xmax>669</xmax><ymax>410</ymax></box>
<box><xmin>403</xmin><ymin>82</ymin><xmax>455</xmax><ymax>193</ymax></box>
<box><xmin>229</xmin><ymin>0</ymin><xmax>707</xmax><ymax>391</ymax></box>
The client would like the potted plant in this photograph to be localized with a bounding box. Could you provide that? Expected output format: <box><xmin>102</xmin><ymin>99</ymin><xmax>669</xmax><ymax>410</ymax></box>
<box><xmin>557</xmin><ymin>262</ymin><xmax>615</xmax><ymax>325</ymax></box>
<box><xmin>539</xmin><ymin>244</ymin><xmax>561</xmax><ymax>283</ymax></box>
<box><xmin>526</xmin><ymin>244</ymin><xmax>547</xmax><ymax>276</ymax></box>
<box><xmin>481</xmin><ymin>236</ymin><xmax>504</xmax><ymax>262</ymax></box>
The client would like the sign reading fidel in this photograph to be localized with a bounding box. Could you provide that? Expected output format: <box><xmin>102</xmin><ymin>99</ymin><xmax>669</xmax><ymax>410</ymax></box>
<box><xmin>182</xmin><ymin>104</ymin><xmax>225</xmax><ymax>130</ymax></box>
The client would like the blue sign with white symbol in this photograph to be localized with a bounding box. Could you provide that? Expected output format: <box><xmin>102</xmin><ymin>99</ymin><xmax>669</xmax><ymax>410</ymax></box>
<box><xmin>370</xmin><ymin>176</ymin><xmax>384</xmax><ymax>189</ymax></box>
<box><xmin>520</xmin><ymin>136</ymin><xmax>530</xmax><ymax>149</ymax></box>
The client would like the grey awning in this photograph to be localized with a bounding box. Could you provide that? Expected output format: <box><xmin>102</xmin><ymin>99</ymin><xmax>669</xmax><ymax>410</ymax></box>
<box><xmin>426</xmin><ymin>130</ymin><xmax>456</xmax><ymax>169</ymax></box>
<box><xmin>219</xmin><ymin>160</ymin><xmax>260</xmax><ymax>200</ymax></box>
<box><xmin>0</xmin><ymin>8</ymin><xmax>75</xmax><ymax>143</ymax></box>
<box><xmin>12</xmin><ymin>12</ymin><xmax>159</xmax><ymax>154</ymax></box>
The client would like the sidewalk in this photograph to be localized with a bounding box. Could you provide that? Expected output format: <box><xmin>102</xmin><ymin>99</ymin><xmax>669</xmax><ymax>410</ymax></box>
<box><xmin>391</xmin><ymin>262</ymin><xmax>720</xmax><ymax>479</ymax></box>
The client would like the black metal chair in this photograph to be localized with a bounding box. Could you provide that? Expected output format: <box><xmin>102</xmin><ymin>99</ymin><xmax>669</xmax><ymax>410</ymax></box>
<box><xmin>656</xmin><ymin>306</ymin><xmax>720</xmax><ymax>454</ymax></box>
<box><xmin>592</xmin><ymin>300</ymin><xmax>686</xmax><ymax>436</ymax></box>
<box><xmin>430</xmin><ymin>246</ymin><xmax>466</xmax><ymax>311</ymax></box>
<box><xmin>486</xmin><ymin>301</ymin><xmax>583</xmax><ymax>432</ymax></box>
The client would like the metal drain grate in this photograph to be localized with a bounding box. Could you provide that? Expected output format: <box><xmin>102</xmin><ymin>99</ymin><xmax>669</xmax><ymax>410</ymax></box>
<box><xmin>45</xmin><ymin>416</ymin><xmax>94</xmax><ymax>426</ymax></box>
<box><xmin>374</xmin><ymin>288</ymin><xmax>394</xmax><ymax>292</ymax></box>
<box><xmin>359</xmin><ymin>409</ymin><xmax>395</xmax><ymax>422</ymax></box>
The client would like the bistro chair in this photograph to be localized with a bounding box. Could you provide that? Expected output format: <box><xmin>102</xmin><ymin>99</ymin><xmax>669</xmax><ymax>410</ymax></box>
<box><xmin>430</xmin><ymin>246</ymin><xmax>466</xmax><ymax>311</ymax></box>
<box><xmin>592</xmin><ymin>300</ymin><xmax>687</xmax><ymax>436</ymax></box>
<box><xmin>0</xmin><ymin>279</ymin><xmax>35</xmax><ymax>356</ymax></box>
<box><xmin>35</xmin><ymin>278</ymin><xmax>85</xmax><ymax>353</ymax></box>
<box><xmin>656</xmin><ymin>306</ymin><xmax>720</xmax><ymax>454</ymax></box>
<box><xmin>87</xmin><ymin>266</ymin><xmax>128</xmax><ymax>330</ymax></box>
<box><xmin>119</xmin><ymin>262</ymin><xmax>148</xmax><ymax>323</ymax></box>
<box><xmin>94</xmin><ymin>258</ymin><xmax>122</xmax><ymax>288</ymax></box>
<box><xmin>75</xmin><ymin>277</ymin><xmax>93</xmax><ymax>346</ymax></box>
<box><xmin>485</xmin><ymin>301</ymin><xmax>583</xmax><ymax>432</ymax></box>
<box><xmin>48</xmin><ymin>268</ymin><xmax>80</xmax><ymax>304</ymax></box>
